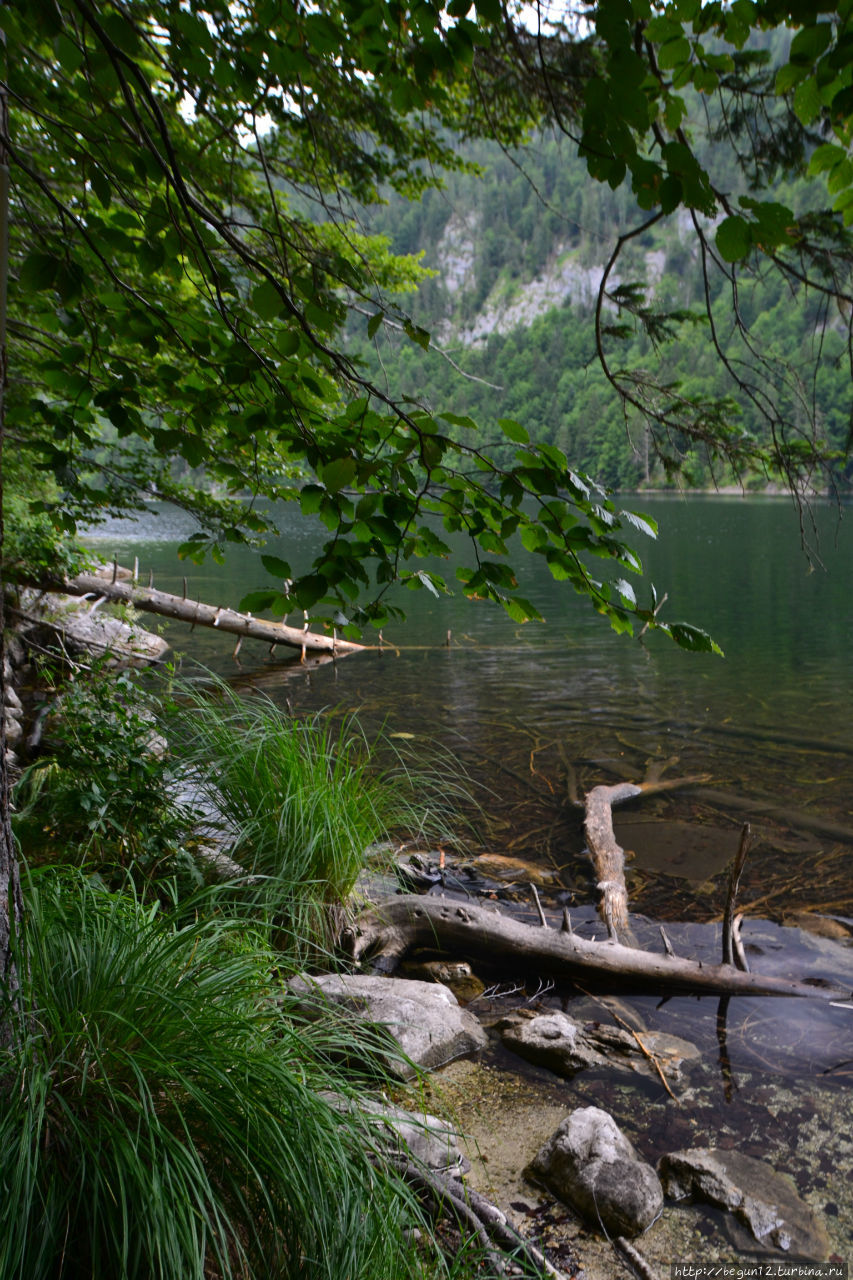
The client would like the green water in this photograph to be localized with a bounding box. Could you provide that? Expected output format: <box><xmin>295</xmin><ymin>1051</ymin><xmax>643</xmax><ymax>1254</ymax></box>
<box><xmin>89</xmin><ymin>493</ymin><xmax>853</xmax><ymax>926</ymax></box>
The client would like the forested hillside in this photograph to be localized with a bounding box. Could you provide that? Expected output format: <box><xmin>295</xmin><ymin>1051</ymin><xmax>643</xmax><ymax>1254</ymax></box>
<box><xmin>355</xmin><ymin>119</ymin><xmax>851</xmax><ymax>490</ymax></box>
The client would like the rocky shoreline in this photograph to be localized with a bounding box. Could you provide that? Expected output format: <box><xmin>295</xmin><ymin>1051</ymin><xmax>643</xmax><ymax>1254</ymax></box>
<box><xmin>301</xmin><ymin>848</ymin><xmax>853</xmax><ymax>1277</ymax></box>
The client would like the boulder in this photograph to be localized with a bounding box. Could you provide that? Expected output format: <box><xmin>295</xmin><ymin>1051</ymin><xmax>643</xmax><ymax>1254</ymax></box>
<box><xmin>659</xmin><ymin>1148</ymin><xmax>831</xmax><ymax>1259</ymax></box>
<box><xmin>530</xmin><ymin>1106</ymin><xmax>663</xmax><ymax>1238</ymax></box>
<box><xmin>327</xmin><ymin>1094</ymin><xmax>468</xmax><ymax>1174</ymax></box>
<box><xmin>288</xmin><ymin>973</ymin><xmax>488</xmax><ymax>1079</ymax></box>
<box><xmin>19</xmin><ymin>588</ymin><xmax>169</xmax><ymax>666</ymax></box>
<box><xmin>500</xmin><ymin>1010</ymin><xmax>699</xmax><ymax>1084</ymax></box>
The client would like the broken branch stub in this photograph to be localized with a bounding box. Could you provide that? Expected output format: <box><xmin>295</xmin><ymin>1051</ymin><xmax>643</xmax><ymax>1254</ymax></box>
<box><xmin>584</xmin><ymin>782</ymin><xmax>641</xmax><ymax>943</ymax></box>
<box><xmin>582</xmin><ymin>774</ymin><xmax>711</xmax><ymax>943</ymax></box>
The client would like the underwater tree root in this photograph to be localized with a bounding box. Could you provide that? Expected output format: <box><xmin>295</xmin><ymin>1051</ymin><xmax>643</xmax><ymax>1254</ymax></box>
<box><xmin>391</xmin><ymin>1157</ymin><xmax>571</xmax><ymax>1280</ymax></box>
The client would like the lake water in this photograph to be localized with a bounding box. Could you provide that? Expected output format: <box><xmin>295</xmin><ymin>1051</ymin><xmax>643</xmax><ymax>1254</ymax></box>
<box><xmin>87</xmin><ymin>493</ymin><xmax>853</xmax><ymax>1262</ymax></box>
<box><xmin>88</xmin><ymin>493</ymin><xmax>853</xmax><ymax>929</ymax></box>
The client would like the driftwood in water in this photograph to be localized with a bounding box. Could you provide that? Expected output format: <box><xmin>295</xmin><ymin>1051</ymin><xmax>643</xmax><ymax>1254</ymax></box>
<box><xmin>61</xmin><ymin>571</ymin><xmax>364</xmax><ymax>657</ymax></box>
<box><xmin>344</xmin><ymin>895</ymin><xmax>850</xmax><ymax>1001</ymax></box>
<box><xmin>584</xmin><ymin>782</ymin><xmax>640</xmax><ymax>943</ymax></box>
<box><xmin>583</xmin><ymin>775</ymin><xmax>709</xmax><ymax>944</ymax></box>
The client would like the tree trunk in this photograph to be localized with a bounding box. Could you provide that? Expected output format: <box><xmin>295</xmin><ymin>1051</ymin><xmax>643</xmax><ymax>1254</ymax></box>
<box><xmin>344</xmin><ymin>895</ymin><xmax>850</xmax><ymax>1001</ymax></box>
<box><xmin>60</xmin><ymin>571</ymin><xmax>365</xmax><ymax>657</ymax></box>
<box><xmin>0</xmin><ymin>28</ymin><xmax>23</xmax><ymax>1021</ymax></box>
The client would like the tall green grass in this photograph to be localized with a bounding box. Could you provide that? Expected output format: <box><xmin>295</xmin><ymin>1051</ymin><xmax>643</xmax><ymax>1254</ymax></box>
<box><xmin>0</xmin><ymin>868</ymin><xmax>428</xmax><ymax>1280</ymax></box>
<box><xmin>164</xmin><ymin>678</ymin><xmax>468</xmax><ymax>954</ymax></box>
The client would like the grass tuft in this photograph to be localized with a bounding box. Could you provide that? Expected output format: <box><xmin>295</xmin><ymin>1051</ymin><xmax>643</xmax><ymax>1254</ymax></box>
<box><xmin>163</xmin><ymin>675</ymin><xmax>470</xmax><ymax>955</ymax></box>
<box><xmin>0</xmin><ymin>867</ymin><xmax>427</xmax><ymax>1280</ymax></box>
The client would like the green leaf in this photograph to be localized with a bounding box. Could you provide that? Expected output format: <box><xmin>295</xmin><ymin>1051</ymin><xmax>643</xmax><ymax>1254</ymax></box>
<box><xmin>19</xmin><ymin>251</ymin><xmax>59</xmax><ymax>291</ymax></box>
<box><xmin>656</xmin><ymin>37</ymin><xmax>691</xmax><ymax>71</ymax></box>
<box><xmin>238</xmin><ymin>590</ymin><xmax>281</xmax><ymax>613</ymax></box>
<box><xmin>320</xmin><ymin>457</ymin><xmax>357</xmax><ymax>493</ymax></box>
<box><xmin>504</xmin><ymin>595</ymin><xmax>544</xmax><ymax>623</ymax></box>
<box><xmin>292</xmin><ymin>575</ymin><xmax>328</xmax><ymax>610</ymax></box>
<box><xmin>614</xmin><ymin>578</ymin><xmax>636</xmax><ymax>606</ymax></box>
<box><xmin>809</xmin><ymin>142</ymin><xmax>847</xmax><ymax>176</ymax></box>
<box><xmin>367</xmin><ymin>312</ymin><xmax>383</xmax><ymax>339</ymax></box>
<box><xmin>789</xmin><ymin>22</ymin><xmax>833</xmax><ymax>67</ymax></box>
<box><xmin>775</xmin><ymin>61</ymin><xmax>809</xmax><ymax>94</ymax></box>
<box><xmin>520</xmin><ymin>523</ymin><xmax>548</xmax><ymax>552</ymax></box>
<box><xmin>260</xmin><ymin>554</ymin><xmax>293</xmax><ymax>579</ymax></box>
<box><xmin>793</xmin><ymin>76</ymin><xmax>823</xmax><ymax>125</ymax></box>
<box><xmin>252</xmin><ymin>280</ymin><xmax>284</xmax><ymax>320</ymax></box>
<box><xmin>715</xmin><ymin>215</ymin><xmax>752</xmax><ymax>262</ymax></box>
<box><xmin>403</xmin><ymin>319</ymin><xmax>431</xmax><ymax>351</ymax></box>
<box><xmin>300</xmin><ymin>484</ymin><xmax>325</xmax><ymax>515</ymax></box>
<box><xmin>621</xmin><ymin>509</ymin><xmax>658</xmax><ymax>538</ymax></box>
<box><xmin>277</xmin><ymin>330</ymin><xmax>300</xmax><ymax>358</ymax></box>
<box><xmin>499</xmin><ymin>418</ymin><xmax>529</xmax><ymax>444</ymax></box>
<box><xmin>666</xmin><ymin>622</ymin><xmax>724</xmax><ymax>655</ymax></box>
<box><xmin>415</xmin><ymin>570</ymin><xmax>440</xmax><ymax>597</ymax></box>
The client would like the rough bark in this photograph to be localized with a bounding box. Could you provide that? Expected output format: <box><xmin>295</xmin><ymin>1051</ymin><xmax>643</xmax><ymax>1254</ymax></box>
<box><xmin>60</xmin><ymin>571</ymin><xmax>365</xmax><ymax>657</ymax></box>
<box><xmin>584</xmin><ymin>782</ymin><xmax>641</xmax><ymax>943</ymax></box>
<box><xmin>344</xmin><ymin>895</ymin><xmax>850</xmax><ymax>1001</ymax></box>
<box><xmin>583</xmin><ymin>775</ymin><xmax>708</xmax><ymax>944</ymax></box>
<box><xmin>0</xmin><ymin>42</ymin><xmax>22</xmax><ymax>1021</ymax></box>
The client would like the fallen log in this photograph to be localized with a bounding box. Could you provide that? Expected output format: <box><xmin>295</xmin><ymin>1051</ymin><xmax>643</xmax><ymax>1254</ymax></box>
<box><xmin>60</xmin><ymin>570</ymin><xmax>365</xmax><ymax>657</ymax></box>
<box><xmin>343</xmin><ymin>896</ymin><xmax>851</xmax><ymax>1001</ymax></box>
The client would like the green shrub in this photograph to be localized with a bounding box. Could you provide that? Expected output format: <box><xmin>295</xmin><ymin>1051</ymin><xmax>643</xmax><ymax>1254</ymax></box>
<box><xmin>0</xmin><ymin>868</ymin><xmax>427</xmax><ymax>1280</ymax></box>
<box><xmin>12</xmin><ymin>665</ymin><xmax>197</xmax><ymax>888</ymax></box>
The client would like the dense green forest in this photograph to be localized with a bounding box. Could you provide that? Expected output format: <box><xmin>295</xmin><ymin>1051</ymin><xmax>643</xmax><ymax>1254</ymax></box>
<box><xmin>354</xmin><ymin>118</ymin><xmax>852</xmax><ymax>490</ymax></box>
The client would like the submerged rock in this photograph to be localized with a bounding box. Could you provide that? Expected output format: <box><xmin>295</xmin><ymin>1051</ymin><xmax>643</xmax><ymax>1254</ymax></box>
<box><xmin>462</xmin><ymin>852</ymin><xmax>562</xmax><ymax>888</ymax></box>
<box><xmin>659</xmin><ymin>1148</ymin><xmax>831</xmax><ymax>1259</ymax></box>
<box><xmin>530</xmin><ymin>1105</ymin><xmax>663</xmax><ymax>1238</ymax></box>
<box><xmin>401</xmin><ymin>958</ymin><xmax>486</xmax><ymax>1003</ymax></box>
<box><xmin>288</xmin><ymin>973</ymin><xmax>488</xmax><ymax>1079</ymax></box>
<box><xmin>500</xmin><ymin>1009</ymin><xmax>699</xmax><ymax>1085</ymax></box>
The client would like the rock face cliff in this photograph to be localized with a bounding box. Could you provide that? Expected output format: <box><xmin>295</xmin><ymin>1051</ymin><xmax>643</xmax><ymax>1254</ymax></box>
<box><xmin>360</xmin><ymin>133</ymin><xmax>850</xmax><ymax>491</ymax></box>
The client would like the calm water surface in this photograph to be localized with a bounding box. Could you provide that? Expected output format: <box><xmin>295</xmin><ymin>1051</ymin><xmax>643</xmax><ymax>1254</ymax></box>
<box><xmin>88</xmin><ymin>494</ymin><xmax>853</xmax><ymax>926</ymax></box>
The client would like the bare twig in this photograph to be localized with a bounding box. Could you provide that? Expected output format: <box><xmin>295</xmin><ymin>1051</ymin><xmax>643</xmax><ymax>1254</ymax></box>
<box><xmin>722</xmin><ymin>823</ymin><xmax>751</xmax><ymax>969</ymax></box>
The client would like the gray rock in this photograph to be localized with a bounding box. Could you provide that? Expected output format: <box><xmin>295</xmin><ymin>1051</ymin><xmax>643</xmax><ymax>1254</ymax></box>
<box><xmin>501</xmin><ymin>1010</ymin><xmax>699</xmax><ymax>1084</ymax></box>
<box><xmin>6</xmin><ymin>636</ymin><xmax>25</xmax><ymax>667</ymax></box>
<box><xmin>3</xmin><ymin>684</ymin><xmax>22</xmax><ymax>712</ymax></box>
<box><xmin>19</xmin><ymin>588</ymin><xmax>169</xmax><ymax>667</ymax></box>
<box><xmin>288</xmin><ymin>973</ymin><xmax>488</xmax><ymax>1079</ymax></box>
<box><xmin>659</xmin><ymin>1148</ymin><xmax>831</xmax><ymax>1259</ymax></box>
<box><xmin>327</xmin><ymin>1093</ymin><xmax>468</xmax><ymax>1174</ymax></box>
<box><xmin>502</xmin><ymin>1011</ymin><xmax>611</xmax><ymax>1074</ymax></box>
<box><xmin>531</xmin><ymin>1106</ymin><xmax>663</xmax><ymax>1238</ymax></box>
